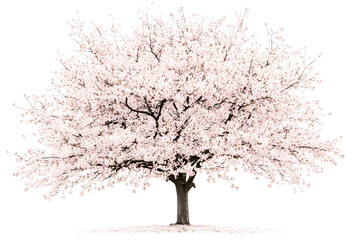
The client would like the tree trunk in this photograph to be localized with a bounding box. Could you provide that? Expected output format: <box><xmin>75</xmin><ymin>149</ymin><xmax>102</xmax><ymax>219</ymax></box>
<box><xmin>169</xmin><ymin>172</ymin><xmax>196</xmax><ymax>225</ymax></box>
<box><xmin>175</xmin><ymin>182</ymin><xmax>190</xmax><ymax>225</ymax></box>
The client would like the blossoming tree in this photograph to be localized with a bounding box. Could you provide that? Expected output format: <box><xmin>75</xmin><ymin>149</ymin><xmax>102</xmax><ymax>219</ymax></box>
<box><xmin>14</xmin><ymin>9</ymin><xmax>341</xmax><ymax>225</ymax></box>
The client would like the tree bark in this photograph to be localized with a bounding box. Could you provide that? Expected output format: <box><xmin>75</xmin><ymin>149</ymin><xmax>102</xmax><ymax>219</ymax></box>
<box><xmin>169</xmin><ymin>173</ymin><xmax>196</xmax><ymax>225</ymax></box>
<box><xmin>175</xmin><ymin>181</ymin><xmax>190</xmax><ymax>224</ymax></box>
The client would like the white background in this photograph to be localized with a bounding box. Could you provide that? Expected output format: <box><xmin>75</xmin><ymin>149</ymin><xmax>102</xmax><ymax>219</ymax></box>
<box><xmin>0</xmin><ymin>0</ymin><xmax>359</xmax><ymax>239</ymax></box>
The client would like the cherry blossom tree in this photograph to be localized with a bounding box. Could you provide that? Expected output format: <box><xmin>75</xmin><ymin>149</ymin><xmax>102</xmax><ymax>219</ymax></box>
<box><xmin>13</xmin><ymin>8</ymin><xmax>342</xmax><ymax>225</ymax></box>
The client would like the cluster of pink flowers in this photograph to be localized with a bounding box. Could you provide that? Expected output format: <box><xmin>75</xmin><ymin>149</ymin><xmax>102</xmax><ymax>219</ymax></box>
<box><xmin>13</xmin><ymin>8</ymin><xmax>341</xmax><ymax>199</ymax></box>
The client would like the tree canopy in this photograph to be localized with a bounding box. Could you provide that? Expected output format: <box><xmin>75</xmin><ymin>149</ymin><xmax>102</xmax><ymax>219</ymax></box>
<box><xmin>14</xmin><ymin>8</ymin><xmax>342</xmax><ymax>199</ymax></box>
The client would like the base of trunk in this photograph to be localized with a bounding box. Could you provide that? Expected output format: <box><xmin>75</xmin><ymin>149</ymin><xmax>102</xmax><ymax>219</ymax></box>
<box><xmin>170</xmin><ymin>222</ymin><xmax>191</xmax><ymax>225</ymax></box>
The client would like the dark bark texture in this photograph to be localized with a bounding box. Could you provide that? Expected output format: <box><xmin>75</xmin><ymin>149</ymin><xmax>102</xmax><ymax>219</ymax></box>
<box><xmin>168</xmin><ymin>172</ymin><xmax>196</xmax><ymax>225</ymax></box>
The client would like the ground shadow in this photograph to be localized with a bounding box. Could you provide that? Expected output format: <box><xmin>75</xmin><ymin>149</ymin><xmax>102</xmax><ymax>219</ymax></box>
<box><xmin>78</xmin><ymin>225</ymin><xmax>278</xmax><ymax>235</ymax></box>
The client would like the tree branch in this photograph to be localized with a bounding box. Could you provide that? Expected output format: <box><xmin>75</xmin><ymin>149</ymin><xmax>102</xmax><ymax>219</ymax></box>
<box><xmin>125</xmin><ymin>97</ymin><xmax>155</xmax><ymax>118</ymax></box>
<box><xmin>185</xmin><ymin>172</ymin><xmax>197</xmax><ymax>192</ymax></box>
<box><xmin>173</xmin><ymin>116</ymin><xmax>191</xmax><ymax>142</ymax></box>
